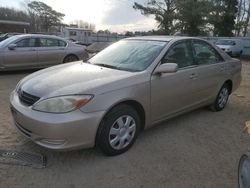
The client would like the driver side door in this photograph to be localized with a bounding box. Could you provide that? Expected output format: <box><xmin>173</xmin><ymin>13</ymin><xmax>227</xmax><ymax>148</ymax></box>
<box><xmin>150</xmin><ymin>40</ymin><xmax>199</xmax><ymax>122</ymax></box>
<box><xmin>3</xmin><ymin>37</ymin><xmax>38</xmax><ymax>69</ymax></box>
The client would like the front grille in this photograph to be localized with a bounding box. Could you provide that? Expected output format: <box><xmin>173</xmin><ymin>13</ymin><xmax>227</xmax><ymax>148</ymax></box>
<box><xmin>18</xmin><ymin>89</ymin><xmax>40</xmax><ymax>106</ymax></box>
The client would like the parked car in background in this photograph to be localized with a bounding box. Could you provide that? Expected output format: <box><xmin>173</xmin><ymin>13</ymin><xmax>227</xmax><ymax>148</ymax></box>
<box><xmin>215</xmin><ymin>39</ymin><xmax>243</xmax><ymax>57</ymax></box>
<box><xmin>85</xmin><ymin>42</ymin><xmax>113</xmax><ymax>59</ymax></box>
<box><xmin>0</xmin><ymin>34</ymin><xmax>87</xmax><ymax>71</ymax></box>
<box><xmin>0</xmin><ymin>32</ymin><xmax>21</xmax><ymax>42</ymax></box>
<box><xmin>10</xmin><ymin>36</ymin><xmax>241</xmax><ymax>156</ymax></box>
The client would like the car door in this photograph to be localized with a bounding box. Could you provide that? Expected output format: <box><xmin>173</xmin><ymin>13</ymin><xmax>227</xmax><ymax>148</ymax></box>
<box><xmin>191</xmin><ymin>40</ymin><xmax>227</xmax><ymax>104</ymax></box>
<box><xmin>3</xmin><ymin>37</ymin><xmax>38</xmax><ymax>68</ymax></box>
<box><xmin>151</xmin><ymin>40</ymin><xmax>200</xmax><ymax>122</ymax></box>
<box><xmin>36</xmin><ymin>37</ymin><xmax>66</xmax><ymax>66</ymax></box>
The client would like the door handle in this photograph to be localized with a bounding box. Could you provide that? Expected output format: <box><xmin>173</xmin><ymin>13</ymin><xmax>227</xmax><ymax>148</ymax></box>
<box><xmin>29</xmin><ymin>49</ymin><xmax>36</xmax><ymax>51</ymax></box>
<box><xmin>189</xmin><ymin>73</ymin><xmax>197</xmax><ymax>79</ymax></box>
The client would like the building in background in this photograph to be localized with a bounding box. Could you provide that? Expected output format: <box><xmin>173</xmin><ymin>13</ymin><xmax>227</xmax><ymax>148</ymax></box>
<box><xmin>61</xmin><ymin>27</ymin><xmax>93</xmax><ymax>44</ymax></box>
<box><xmin>60</xmin><ymin>27</ymin><xmax>125</xmax><ymax>45</ymax></box>
<box><xmin>0</xmin><ymin>20</ymin><xmax>30</xmax><ymax>33</ymax></box>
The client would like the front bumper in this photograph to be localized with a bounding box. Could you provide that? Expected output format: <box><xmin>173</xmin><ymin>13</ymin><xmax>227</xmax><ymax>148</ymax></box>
<box><xmin>10</xmin><ymin>91</ymin><xmax>105</xmax><ymax>150</ymax></box>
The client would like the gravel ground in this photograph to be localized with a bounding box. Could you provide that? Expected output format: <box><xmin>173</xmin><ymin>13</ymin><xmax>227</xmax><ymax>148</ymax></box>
<box><xmin>0</xmin><ymin>61</ymin><xmax>250</xmax><ymax>188</ymax></box>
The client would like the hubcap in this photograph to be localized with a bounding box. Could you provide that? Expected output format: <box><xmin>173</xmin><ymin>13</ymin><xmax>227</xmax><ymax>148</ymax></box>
<box><xmin>218</xmin><ymin>88</ymin><xmax>229</xmax><ymax>108</ymax></box>
<box><xmin>109</xmin><ymin>115</ymin><xmax>136</xmax><ymax>150</ymax></box>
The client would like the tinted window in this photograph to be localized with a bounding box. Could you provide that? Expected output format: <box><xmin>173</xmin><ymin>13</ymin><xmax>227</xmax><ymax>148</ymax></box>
<box><xmin>39</xmin><ymin>38</ymin><xmax>59</xmax><ymax>47</ymax></box>
<box><xmin>16</xmin><ymin>38</ymin><xmax>36</xmax><ymax>48</ymax></box>
<box><xmin>162</xmin><ymin>40</ymin><xmax>195</xmax><ymax>68</ymax></box>
<box><xmin>193</xmin><ymin>40</ymin><xmax>222</xmax><ymax>65</ymax></box>
<box><xmin>58</xmin><ymin>40</ymin><xmax>67</xmax><ymax>47</ymax></box>
<box><xmin>39</xmin><ymin>38</ymin><xmax>66</xmax><ymax>47</ymax></box>
<box><xmin>70</xmin><ymin>31</ymin><xmax>77</xmax><ymax>36</ymax></box>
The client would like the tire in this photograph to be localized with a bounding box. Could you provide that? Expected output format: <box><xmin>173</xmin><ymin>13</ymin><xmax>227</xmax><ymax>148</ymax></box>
<box><xmin>238</xmin><ymin>152</ymin><xmax>250</xmax><ymax>188</ymax></box>
<box><xmin>210</xmin><ymin>83</ymin><xmax>230</xmax><ymax>111</ymax></box>
<box><xmin>63</xmin><ymin>55</ymin><xmax>79</xmax><ymax>63</ymax></box>
<box><xmin>96</xmin><ymin>104</ymin><xmax>141</xmax><ymax>156</ymax></box>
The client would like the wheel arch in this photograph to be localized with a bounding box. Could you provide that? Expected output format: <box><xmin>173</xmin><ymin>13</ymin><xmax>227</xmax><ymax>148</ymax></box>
<box><xmin>224</xmin><ymin>79</ymin><xmax>233</xmax><ymax>94</ymax></box>
<box><xmin>63</xmin><ymin>54</ymin><xmax>79</xmax><ymax>63</ymax></box>
<box><xmin>95</xmin><ymin>99</ymin><xmax>146</xmax><ymax>145</ymax></box>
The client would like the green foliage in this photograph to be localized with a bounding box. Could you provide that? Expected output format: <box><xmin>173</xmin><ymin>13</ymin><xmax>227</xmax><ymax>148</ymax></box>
<box><xmin>134</xmin><ymin>0</ymin><xmax>241</xmax><ymax>36</ymax></box>
<box><xmin>209</xmin><ymin>0</ymin><xmax>238</xmax><ymax>36</ymax></box>
<box><xmin>0</xmin><ymin>7</ymin><xmax>30</xmax><ymax>22</ymax></box>
<box><xmin>176</xmin><ymin>0</ymin><xmax>213</xmax><ymax>36</ymax></box>
<box><xmin>28</xmin><ymin>1</ymin><xmax>65</xmax><ymax>32</ymax></box>
<box><xmin>133</xmin><ymin>0</ymin><xmax>177</xmax><ymax>34</ymax></box>
<box><xmin>0</xmin><ymin>1</ymin><xmax>65</xmax><ymax>33</ymax></box>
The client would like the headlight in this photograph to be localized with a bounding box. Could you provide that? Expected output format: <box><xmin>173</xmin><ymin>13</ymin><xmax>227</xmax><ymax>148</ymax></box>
<box><xmin>32</xmin><ymin>95</ymin><xmax>93</xmax><ymax>113</ymax></box>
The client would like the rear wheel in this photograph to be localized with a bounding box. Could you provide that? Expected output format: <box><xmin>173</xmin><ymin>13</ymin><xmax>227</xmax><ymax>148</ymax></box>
<box><xmin>210</xmin><ymin>83</ymin><xmax>230</xmax><ymax>111</ymax></box>
<box><xmin>63</xmin><ymin>55</ymin><xmax>79</xmax><ymax>63</ymax></box>
<box><xmin>97</xmin><ymin>105</ymin><xmax>140</xmax><ymax>156</ymax></box>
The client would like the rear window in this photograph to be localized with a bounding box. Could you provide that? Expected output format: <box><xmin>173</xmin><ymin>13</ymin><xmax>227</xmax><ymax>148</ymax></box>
<box><xmin>39</xmin><ymin>38</ymin><xmax>67</xmax><ymax>47</ymax></box>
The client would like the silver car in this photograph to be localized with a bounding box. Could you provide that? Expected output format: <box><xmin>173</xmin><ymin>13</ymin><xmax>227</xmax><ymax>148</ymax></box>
<box><xmin>10</xmin><ymin>36</ymin><xmax>242</xmax><ymax>155</ymax></box>
<box><xmin>0</xmin><ymin>34</ymin><xmax>86</xmax><ymax>71</ymax></box>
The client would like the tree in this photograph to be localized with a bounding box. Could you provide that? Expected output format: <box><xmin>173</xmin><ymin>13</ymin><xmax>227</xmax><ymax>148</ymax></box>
<box><xmin>27</xmin><ymin>1</ymin><xmax>65</xmax><ymax>32</ymax></box>
<box><xmin>133</xmin><ymin>0</ymin><xmax>213</xmax><ymax>36</ymax></box>
<box><xmin>133</xmin><ymin>0</ymin><xmax>177</xmax><ymax>35</ymax></box>
<box><xmin>243</xmin><ymin>1</ymin><xmax>250</xmax><ymax>36</ymax></box>
<box><xmin>209</xmin><ymin>0</ymin><xmax>238</xmax><ymax>36</ymax></box>
<box><xmin>175</xmin><ymin>0</ymin><xmax>212</xmax><ymax>36</ymax></box>
<box><xmin>0</xmin><ymin>7</ymin><xmax>30</xmax><ymax>22</ymax></box>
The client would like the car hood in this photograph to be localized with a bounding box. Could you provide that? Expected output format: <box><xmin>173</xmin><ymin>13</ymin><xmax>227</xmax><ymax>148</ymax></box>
<box><xmin>216</xmin><ymin>45</ymin><xmax>232</xmax><ymax>49</ymax></box>
<box><xmin>19</xmin><ymin>61</ymin><xmax>145</xmax><ymax>99</ymax></box>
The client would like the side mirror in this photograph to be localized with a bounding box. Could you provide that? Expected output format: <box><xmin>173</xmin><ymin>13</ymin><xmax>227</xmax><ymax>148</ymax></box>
<box><xmin>8</xmin><ymin>44</ymin><xmax>17</xmax><ymax>50</ymax></box>
<box><xmin>155</xmin><ymin>63</ymin><xmax>178</xmax><ymax>74</ymax></box>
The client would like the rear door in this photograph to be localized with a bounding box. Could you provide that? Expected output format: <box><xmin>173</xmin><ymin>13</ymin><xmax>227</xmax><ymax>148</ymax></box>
<box><xmin>150</xmin><ymin>40</ymin><xmax>200</xmax><ymax>122</ymax></box>
<box><xmin>191</xmin><ymin>40</ymin><xmax>227</xmax><ymax>103</ymax></box>
<box><xmin>36</xmin><ymin>37</ymin><xmax>66</xmax><ymax>66</ymax></box>
<box><xmin>3</xmin><ymin>37</ymin><xmax>38</xmax><ymax>69</ymax></box>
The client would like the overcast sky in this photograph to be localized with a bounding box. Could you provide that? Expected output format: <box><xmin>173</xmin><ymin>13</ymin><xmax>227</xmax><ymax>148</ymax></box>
<box><xmin>0</xmin><ymin>0</ymin><xmax>157</xmax><ymax>33</ymax></box>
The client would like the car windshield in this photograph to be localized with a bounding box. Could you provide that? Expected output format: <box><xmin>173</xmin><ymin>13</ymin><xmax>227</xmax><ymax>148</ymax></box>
<box><xmin>0</xmin><ymin>35</ymin><xmax>19</xmax><ymax>47</ymax></box>
<box><xmin>88</xmin><ymin>40</ymin><xmax>167</xmax><ymax>72</ymax></box>
<box><xmin>215</xmin><ymin>40</ymin><xmax>236</xmax><ymax>46</ymax></box>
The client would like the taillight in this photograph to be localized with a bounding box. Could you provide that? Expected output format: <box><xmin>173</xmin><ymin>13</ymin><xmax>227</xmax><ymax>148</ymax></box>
<box><xmin>85</xmin><ymin>49</ymin><xmax>92</xmax><ymax>53</ymax></box>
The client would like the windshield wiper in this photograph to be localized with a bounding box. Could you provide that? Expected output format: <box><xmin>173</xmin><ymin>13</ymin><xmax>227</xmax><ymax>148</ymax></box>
<box><xmin>94</xmin><ymin>63</ymin><xmax>120</xmax><ymax>70</ymax></box>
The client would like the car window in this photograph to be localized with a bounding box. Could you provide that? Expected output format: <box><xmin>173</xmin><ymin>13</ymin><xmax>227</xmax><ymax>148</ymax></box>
<box><xmin>58</xmin><ymin>40</ymin><xmax>67</xmax><ymax>47</ymax></box>
<box><xmin>16</xmin><ymin>38</ymin><xmax>36</xmax><ymax>48</ymax></box>
<box><xmin>39</xmin><ymin>38</ymin><xmax>59</xmax><ymax>47</ymax></box>
<box><xmin>193</xmin><ymin>40</ymin><xmax>222</xmax><ymax>65</ymax></box>
<box><xmin>162</xmin><ymin>40</ymin><xmax>195</xmax><ymax>68</ymax></box>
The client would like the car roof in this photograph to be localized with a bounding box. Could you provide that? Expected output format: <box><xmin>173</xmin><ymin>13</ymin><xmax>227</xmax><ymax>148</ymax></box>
<box><xmin>125</xmin><ymin>36</ymin><xmax>201</xmax><ymax>42</ymax></box>
<box><xmin>12</xmin><ymin>34</ymin><xmax>66</xmax><ymax>40</ymax></box>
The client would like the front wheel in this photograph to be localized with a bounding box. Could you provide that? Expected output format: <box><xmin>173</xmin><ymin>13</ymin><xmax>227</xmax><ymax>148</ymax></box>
<box><xmin>96</xmin><ymin>105</ymin><xmax>141</xmax><ymax>156</ymax></box>
<box><xmin>210</xmin><ymin>83</ymin><xmax>230</xmax><ymax>111</ymax></box>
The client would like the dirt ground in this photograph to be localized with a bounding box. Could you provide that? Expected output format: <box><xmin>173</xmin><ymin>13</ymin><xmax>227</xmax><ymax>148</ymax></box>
<box><xmin>0</xmin><ymin>61</ymin><xmax>250</xmax><ymax>188</ymax></box>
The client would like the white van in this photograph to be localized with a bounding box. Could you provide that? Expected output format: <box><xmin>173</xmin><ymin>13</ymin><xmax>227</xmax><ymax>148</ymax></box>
<box><xmin>215</xmin><ymin>39</ymin><xmax>243</xmax><ymax>57</ymax></box>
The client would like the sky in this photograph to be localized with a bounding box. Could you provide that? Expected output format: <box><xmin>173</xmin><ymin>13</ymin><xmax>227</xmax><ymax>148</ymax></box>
<box><xmin>0</xmin><ymin>0</ymin><xmax>157</xmax><ymax>33</ymax></box>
